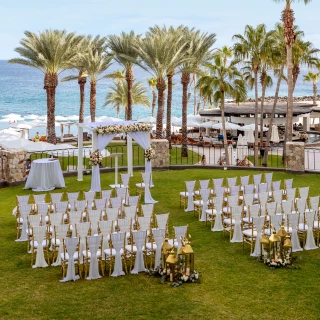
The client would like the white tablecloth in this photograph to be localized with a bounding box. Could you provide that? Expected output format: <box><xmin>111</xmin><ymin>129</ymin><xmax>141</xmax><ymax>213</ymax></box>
<box><xmin>25</xmin><ymin>158</ymin><xmax>65</xmax><ymax>192</ymax></box>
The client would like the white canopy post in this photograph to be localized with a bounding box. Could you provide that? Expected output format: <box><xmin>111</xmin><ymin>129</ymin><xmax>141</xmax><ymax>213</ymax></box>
<box><xmin>92</xmin><ymin>131</ymin><xmax>98</xmax><ymax>151</ymax></box>
<box><xmin>60</xmin><ymin>124</ymin><xmax>64</xmax><ymax>143</ymax></box>
<box><xmin>77</xmin><ymin>125</ymin><xmax>83</xmax><ymax>181</ymax></box>
<box><xmin>127</xmin><ymin>135</ymin><xmax>133</xmax><ymax>177</ymax></box>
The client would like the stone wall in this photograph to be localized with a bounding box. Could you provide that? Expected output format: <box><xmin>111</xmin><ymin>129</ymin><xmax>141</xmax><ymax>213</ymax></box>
<box><xmin>285</xmin><ymin>142</ymin><xmax>305</xmax><ymax>172</ymax></box>
<box><xmin>1</xmin><ymin>149</ymin><xmax>27</xmax><ymax>184</ymax></box>
<box><xmin>151</xmin><ymin>139</ymin><xmax>169</xmax><ymax>168</ymax></box>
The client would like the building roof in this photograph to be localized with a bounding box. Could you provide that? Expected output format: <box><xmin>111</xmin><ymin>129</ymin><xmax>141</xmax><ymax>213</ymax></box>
<box><xmin>199</xmin><ymin>102</ymin><xmax>316</xmax><ymax>117</ymax></box>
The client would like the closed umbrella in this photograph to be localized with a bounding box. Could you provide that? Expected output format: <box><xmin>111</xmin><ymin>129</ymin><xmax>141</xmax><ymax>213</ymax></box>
<box><xmin>271</xmin><ymin>125</ymin><xmax>280</xmax><ymax>144</ymax></box>
<box><xmin>246</xmin><ymin>129</ymin><xmax>255</xmax><ymax>144</ymax></box>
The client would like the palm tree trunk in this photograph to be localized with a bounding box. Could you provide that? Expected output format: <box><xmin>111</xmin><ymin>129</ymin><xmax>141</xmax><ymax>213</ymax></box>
<box><xmin>221</xmin><ymin>94</ymin><xmax>230</xmax><ymax>165</ymax></box>
<box><xmin>262</xmin><ymin>64</ymin><xmax>284</xmax><ymax>167</ymax></box>
<box><xmin>292</xmin><ymin>65</ymin><xmax>299</xmax><ymax>92</ymax></box>
<box><xmin>166</xmin><ymin>72</ymin><xmax>174</xmax><ymax>149</ymax></box>
<box><xmin>78</xmin><ymin>76</ymin><xmax>86</xmax><ymax>123</ymax></box>
<box><xmin>126</xmin><ymin>67</ymin><xmax>134</xmax><ymax>120</ymax></box>
<box><xmin>44</xmin><ymin>73</ymin><xmax>58</xmax><ymax>144</ymax></box>
<box><xmin>151</xmin><ymin>89</ymin><xmax>157</xmax><ymax>117</ymax></box>
<box><xmin>260</xmin><ymin>72</ymin><xmax>267</xmax><ymax>146</ymax></box>
<box><xmin>193</xmin><ymin>74</ymin><xmax>197</xmax><ymax>115</ymax></box>
<box><xmin>116</xmin><ymin>105</ymin><xmax>120</xmax><ymax>118</ymax></box>
<box><xmin>181</xmin><ymin>72</ymin><xmax>190</xmax><ymax>157</ymax></box>
<box><xmin>254</xmin><ymin>70</ymin><xmax>259</xmax><ymax>166</ymax></box>
<box><xmin>313</xmin><ymin>83</ymin><xmax>317</xmax><ymax>105</ymax></box>
<box><xmin>155</xmin><ymin>77</ymin><xmax>166</xmax><ymax>139</ymax></box>
<box><xmin>90</xmin><ymin>81</ymin><xmax>97</xmax><ymax>122</ymax></box>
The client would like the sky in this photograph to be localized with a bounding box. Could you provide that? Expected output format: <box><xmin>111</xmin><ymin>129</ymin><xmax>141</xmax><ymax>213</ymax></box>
<box><xmin>1</xmin><ymin>0</ymin><xmax>320</xmax><ymax>59</ymax></box>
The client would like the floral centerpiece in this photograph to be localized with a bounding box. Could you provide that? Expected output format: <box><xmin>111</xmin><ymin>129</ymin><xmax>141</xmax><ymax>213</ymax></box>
<box><xmin>89</xmin><ymin>150</ymin><xmax>103</xmax><ymax>166</ymax></box>
<box><xmin>144</xmin><ymin>147</ymin><xmax>155</xmax><ymax>161</ymax></box>
<box><xmin>96</xmin><ymin>123</ymin><xmax>152</xmax><ymax>135</ymax></box>
<box><xmin>263</xmin><ymin>253</ymin><xmax>291</xmax><ymax>269</ymax></box>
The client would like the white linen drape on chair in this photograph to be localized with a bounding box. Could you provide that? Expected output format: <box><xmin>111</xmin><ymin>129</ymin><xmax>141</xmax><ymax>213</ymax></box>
<box><xmin>16</xmin><ymin>210</ymin><xmax>29</xmax><ymax>242</ymax></box>
<box><xmin>185</xmin><ymin>181</ymin><xmax>195</xmax><ymax>212</ymax></box>
<box><xmin>304</xmin><ymin>211</ymin><xmax>318</xmax><ymax>250</ymax></box>
<box><xmin>142</xmin><ymin>172</ymin><xmax>157</xmax><ymax>204</ymax></box>
<box><xmin>152</xmin><ymin>228</ymin><xmax>165</xmax><ymax>268</ymax></box>
<box><xmin>86</xmin><ymin>235</ymin><xmax>102</xmax><ymax>280</ymax></box>
<box><xmin>199</xmin><ymin>189</ymin><xmax>210</xmax><ymax>222</ymax></box>
<box><xmin>211</xmin><ymin>201</ymin><xmax>224</xmax><ymax>232</ymax></box>
<box><xmin>250</xmin><ymin>216</ymin><xmax>265</xmax><ymax>257</ymax></box>
<box><xmin>60</xmin><ymin>237</ymin><xmax>80</xmax><ymax>282</ymax></box>
<box><xmin>90</xmin><ymin>165</ymin><xmax>101</xmax><ymax>192</ymax></box>
<box><xmin>230</xmin><ymin>213</ymin><xmax>243</xmax><ymax>243</ymax></box>
<box><xmin>174</xmin><ymin>226</ymin><xmax>188</xmax><ymax>255</ymax></box>
<box><xmin>131</xmin><ymin>230</ymin><xmax>147</xmax><ymax>274</ymax></box>
<box><xmin>111</xmin><ymin>232</ymin><xmax>125</xmax><ymax>277</ymax></box>
<box><xmin>32</xmin><ymin>226</ymin><xmax>48</xmax><ymax>268</ymax></box>
<box><xmin>52</xmin><ymin>224</ymin><xmax>69</xmax><ymax>266</ymax></box>
<box><xmin>288</xmin><ymin>213</ymin><xmax>303</xmax><ymax>252</ymax></box>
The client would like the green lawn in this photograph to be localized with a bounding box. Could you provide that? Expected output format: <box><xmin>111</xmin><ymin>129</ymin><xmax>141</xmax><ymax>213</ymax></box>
<box><xmin>0</xmin><ymin>169</ymin><xmax>319</xmax><ymax>319</ymax></box>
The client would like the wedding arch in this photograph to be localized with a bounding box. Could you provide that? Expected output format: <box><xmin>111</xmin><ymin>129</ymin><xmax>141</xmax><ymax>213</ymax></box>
<box><xmin>77</xmin><ymin>121</ymin><xmax>153</xmax><ymax>182</ymax></box>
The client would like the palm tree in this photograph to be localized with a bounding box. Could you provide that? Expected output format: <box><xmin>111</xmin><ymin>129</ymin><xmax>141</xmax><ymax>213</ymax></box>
<box><xmin>61</xmin><ymin>35</ymin><xmax>106</xmax><ymax>123</ymax></box>
<box><xmin>273</xmin><ymin>0</ymin><xmax>312</xmax><ymax>143</ymax></box>
<box><xmin>133</xmin><ymin>33</ymin><xmax>188</xmax><ymax>138</ymax></box>
<box><xmin>147</xmin><ymin>78</ymin><xmax>157</xmax><ymax>117</ymax></box>
<box><xmin>108</xmin><ymin>32</ymin><xmax>140</xmax><ymax>120</ymax></box>
<box><xmin>9</xmin><ymin>30</ymin><xmax>83</xmax><ymax>143</ymax></box>
<box><xmin>304</xmin><ymin>71</ymin><xmax>320</xmax><ymax>105</ymax></box>
<box><xmin>82</xmin><ymin>44</ymin><xmax>113</xmax><ymax>122</ymax></box>
<box><xmin>180</xmin><ymin>28</ymin><xmax>216</xmax><ymax>157</ymax></box>
<box><xmin>197</xmin><ymin>53</ymin><xmax>247</xmax><ymax>165</ymax></box>
<box><xmin>103</xmin><ymin>80</ymin><xmax>151</xmax><ymax>117</ymax></box>
<box><xmin>233</xmin><ymin>24</ymin><xmax>274</xmax><ymax>165</ymax></box>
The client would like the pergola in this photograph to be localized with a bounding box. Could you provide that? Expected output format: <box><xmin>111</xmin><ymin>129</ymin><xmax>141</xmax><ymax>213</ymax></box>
<box><xmin>77</xmin><ymin>121</ymin><xmax>152</xmax><ymax>182</ymax></box>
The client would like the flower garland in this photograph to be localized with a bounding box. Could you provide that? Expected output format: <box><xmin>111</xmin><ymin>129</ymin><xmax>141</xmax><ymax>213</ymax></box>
<box><xmin>89</xmin><ymin>150</ymin><xmax>103</xmax><ymax>166</ymax></box>
<box><xmin>144</xmin><ymin>146</ymin><xmax>155</xmax><ymax>161</ymax></box>
<box><xmin>96</xmin><ymin>123</ymin><xmax>152</xmax><ymax>135</ymax></box>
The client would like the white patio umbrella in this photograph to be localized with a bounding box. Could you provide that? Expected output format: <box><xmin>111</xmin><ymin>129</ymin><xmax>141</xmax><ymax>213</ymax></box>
<box><xmin>0</xmin><ymin>138</ymin><xmax>31</xmax><ymax>149</ymax></box>
<box><xmin>0</xmin><ymin>135</ymin><xmax>22</xmax><ymax>145</ymax></box>
<box><xmin>98</xmin><ymin>116</ymin><xmax>123</xmax><ymax>122</ymax></box>
<box><xmin>24</xmin><ymin>114</ymin><xmax>39</xmax><ymax>120</ymax></box>
<box><xmin>241</xmin><ymin>124</ymin><xmax>268</xmax><ymax>132</ymax></box>
<box><xmin>246</xmin><ymin>129</ymin><xmax>255</xmax><ymax>143</ymax></box>
<box><xmin>271</xmin><ymin>125</ymin><xmax>280</xmax><ymax>143</ymax></box>
<box><xmin>65</xmin><ymin>115</ymin><xmax>79</xmax><ymax>121</ymax></box>
<box><xmin>55</xmin><ymin>116</ymin><xmax>68</xmax><ymax>121</ymax></box>
<box><xmin>11</xmin><ymin>122</ymin><xmax>33</xmax><ymax>129</ymax></box>
<box><xmin>0</xmin><ymin>116</ymin><xmax>24</xmax><ymax>123</ymax></box>
<box><xmin>211</xmin><ymin>122</ymin><xmax>241</xmax><ymax>130</ymax></box>
<box><xmin>0</xmin><ymin>128</ymin><xmax>21</xmax><ymax>137</ymax></box>
<box><xmin>137</xmin><ymin>116</ymin><xmax>157</xmax><ymax>124</ymax></box>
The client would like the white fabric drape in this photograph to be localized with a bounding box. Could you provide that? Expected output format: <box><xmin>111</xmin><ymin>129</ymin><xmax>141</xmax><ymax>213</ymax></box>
<box><xmin>131</xmin><ymin>230</ymin><xmax>147</xmax><ymax>274</ymax></box>
<box><xmin>199</xmin><ymin>189</ymin><xmax>210</xmax><ymax>222</ymax></box>
<box><xmin>230</xmin><ymin>214</ymin><xmax>242</xmax><ymax>243</ymax></box>
<box><xmin>305</xmin><ymin>212</ymin><xmax>318</xmax><ymax>250</ymax></box>
<box><xmin>251</xmin><ymin>216</ymin><xmax>265</xmax><ymax>257</ymax></box>
<box><xmin>174</xmin><ymin>226</ymin><xmax>188</xmax><ymax>255</ymax></box>
<box><xmin>97</xmin><ymin>134</ymin><xmax>116</xmax><ymax>151</ymax></box>
<box><xmin>288</xmin><ymin>213</ymin><xmax>303</xmax><ymax>252</ymax></box>
<box><xmin>142</xmin><ymin>172</ymin><xmax>157</xmax><ymax>204</ymax></box>
<box><xmin>77</xmin><ymin>223</ymin><xmax>90</xmax><ymax>263</ymax></box>
<box><xmin>60</xmin><ymin>237</ymin><xmax>80</xmax><ymax>282</ymax></box>
<box><xmin>111</xmin><ymin>232</ymin><xmax>125</xmax><ymax>277</ymax></box>
<box><xmin>211</xmin><ymin>202</ymin><xmax>224</xmax><ymax>232</ymax></box>
<box><xmin>152</xmin><ymin>228</ymin><xmax>165</xmax><ymax>268</ymax></box>
<box><xmin>90</xmin><ymin>165</ymin><xmax>101</xmax><ymax>192</ymax></box>
<box><xmin>52</xmin><ymin>224</ymin><xmax>69</xmax><ymax>266</ymax></box>
<box><xmin>87</xmin><ymin>235</ymin><xmax>102</xmax><ymax>280</ymax></box>
<box><xmin>185</xmin><ymin>181</ymin><xmax>195</xmax><ymax>212</ymax></box>
<box><xmin>16</xmin><ymin>210</ymin><xmax>29</xmax><ymax>242</ymax></box>
<box><xmin>32</xmin><ymin>226</ymin><xmax>49</xmax><ymax>268</ymax></box>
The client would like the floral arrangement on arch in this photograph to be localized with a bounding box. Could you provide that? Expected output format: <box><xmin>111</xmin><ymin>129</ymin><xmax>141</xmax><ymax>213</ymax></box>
<box><xmin>144</xmin><ymin>147</ymin><xmax>155</xmax><ymax>161</ymax></box>
<box><xmin>96</xmin><ymin>123</ymin><xmax>152</xmax><ymax>135</ymax></box>
<box><xmin>89</xmin><ymin>150</ymin><xmax>103</xmax><ymax>166</ymax></box>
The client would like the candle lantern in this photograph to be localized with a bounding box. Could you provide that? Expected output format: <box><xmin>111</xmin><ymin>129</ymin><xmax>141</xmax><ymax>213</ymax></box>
<box><xmin>178</xmin><ymin>240</ymin><xmax>186</xmax><ymax>273</ymax></box>
<box><xmin>166</xmin><ymin>249</ymin><xmax>178</xmax><ymax>282</ymax></box>
<box><xmin>260</xmin><ymin>233</ymin><xmax>270</xmax><ymax>260</ymax></box>
<box><xmin>269</xmin><ymin>230</ymin><xmax>280</xmax><ymax>259</ymax></box>
<box><xmin>161</xmin><ymin>238</ymin><xmax>172</xmax><ymax>268</ymax></box>
<box><xmin>183</xmin><ymin>238</ymin><xmax>194</xmax><ymax>275</ymax></box>
<box><xmin>277</xmin><ymin>225</ymin><xmax>287</xmax><ymax>259</ymax></box>
<box><xmin>283</xmin><ymin>235</ymin><xmax>292</xmax><ymax>262</ymax></box>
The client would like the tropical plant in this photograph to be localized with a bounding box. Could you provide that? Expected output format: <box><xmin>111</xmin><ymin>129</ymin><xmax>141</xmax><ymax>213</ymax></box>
<box><xmin>103</xmin><ymin>80</ymin><xmax>150</xmax><ymax>117</ymax></box>
<box><xmin>233</xmin><ymin>24</ymin><xmax>274</xmax><ymax>165</ymax></box>
<box><xmin>197</xmin><ymin>52</ymin><xmax>247</xmax><ymax>165</ymax></box>
<box><xmin>108</xmin><ymin>31</ymin><xmax>140</xmax><ymax>120</ymax></box>
<box><xmin>8</xmin><ymin>29</ymin><xmax>83</xmax><ymax>143</ymax></box>
<box><xmin>179</xmin><ymin>28</ymin><xmax>216</xmax><ymax>157</ymax></box>
<box><xmin>303</xmin><ymin>71</ymin><xmax>320</xmax><ymax>105</ymax></box>
<box><xmin>273</xmin><ymin>0</ymin><xmax>312</xmax><ymax>143</ymax></box>
<box><xmin>147</xmin><ymin>78</ymin><xmax>157</xmax><ymax>117</ymax></box>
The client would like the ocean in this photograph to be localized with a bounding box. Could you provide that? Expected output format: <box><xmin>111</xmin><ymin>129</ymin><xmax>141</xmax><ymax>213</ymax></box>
<box><xmin>0</xmin><ymin>60</ymin><xmax>314</xmax><ymax>137</ymax></box>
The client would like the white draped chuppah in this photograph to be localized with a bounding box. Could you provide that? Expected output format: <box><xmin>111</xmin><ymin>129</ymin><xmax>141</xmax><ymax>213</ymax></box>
<box><xmin>77</xmin><ymin>121</ymin><xmax>153</xmax><ymax>187</ymax></box>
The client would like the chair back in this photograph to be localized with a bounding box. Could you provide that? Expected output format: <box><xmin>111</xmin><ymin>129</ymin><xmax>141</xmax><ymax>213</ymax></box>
<box><xmin>67</xmin><ymin>192</ymin><xmax>79</xmax><ymax>201</ymax></box>
<box><xmin>273</xmin><ymin>190</ymin><xmax>283</xmax><ymax>203</ymax></box>
<box><xmin>17</xmin><ymin>195</ymin><xmax>30</xmax><ymax>206</ymax></box>
<box><xmin>87</xmin><ymin>210</ymin><xmax>102</xmax><ymax>235</ymax></box>
<box><xmin>128</xmin><ymin>196</ymin><xmax>140</xmax><ymax>207</ymax></box>
<box><xmin>123</xmin><ymin>206</ymin><xmax>137</xmax><ymax>219</ymax></box>
<box><xmin>259</xmin><ymin>192</ymin><xmax>269</xmax><ymax>206</ymax></box>
<box><xmin>28</xmin><ymin>214</ymin><xmax>41</xmax><ymax>228</ymax></box>
<box><xmin>94</xmin><ymin>199</ymin><xmax>106</xmax><ymax>210</ymax></box>
<box><xmin>258</xmin><ymin>183</ymin><xmax>268</xmax><ymax>193</ymax></box>
<box><xmin>214</xmin><ymin>186</ymin><xmax>225</xmax><ymax>198</ymax></box>
<box><xmin>264</xmin><ymin>172</ymin><xmax>273</xmax><ymax>185</ymax></box>
<box><xmin>213</xmin><ymin>178</ymin><xmax>224</xmax><ymax>189</ymax></box>
<box><xmin>84</xmin><ymin>191</ymin><xmax>95</xmax><ymax>202</ymax></box>
<box><xmin>117</xmin><ymin>218</ymin><xmax>132</xmax><ymax>234</ymax></box>
<box><xmin>266</xmin><ymin>202</ymin><xmax>277</xmax><ymax>216</ymax></box>
<box><xmin>49</xmin><ymin>212</ymin><xmax>63</xmax><ymax>227</ymax></box>
<box><xmin>110</xmin><ymin>197</ymin><xmax>122</xmax><ymax>209</ymax></box>
<box><xmin>230</xmin><ymin>185</ymin><xmax>240</xmax><ymax>196</ymax></box>
<box><xmin>120</xmin><ymin>173</ymin><xmax>131</xmax><ymax>188</ymax></box>
<box><xmin>253</xmin><ymin>174</ymin><xmax>262</xmax><ymax>186</ymax></box>
<box><xmin>286</xmin><ymin>188</ymin><xmax>296</xmax><ymax>202</ymax></box>
<box><xmin>106</xmin><ymin>207</ymin><xmax>120</xmax><ymax>221</ymax></box>
<box><xmin>141</xmin><ymin>204</ymin><xmax>154</xmax><ymax>218</ymax></box>
<box><xmin>137</xmin><ymin>216</ymin><xmax>151</xmax><ymax>232</ymax></box>
<box><xmin>272</xmin><ymin>181</ymin><xmax>281</xmax><ymax>191</ymax></box>
<box><xmin>282</xmin><ymin>200</ymin><xmax>293</xmax><ymax>215</ymax></box>
<box><xmin>244</xmin><ymin>194</ymin><xmax>254</xmax><ymax>207</ymax></box>
<box><xmin>248</xmin><ymin>204</ymin><xmax>260</xmax><ymax>218</ymax></box>
<box><xmin>69</xmin><ymin>211</ymin><xmax>82</xmax><ymax>226</ymax></box>
<box><xmin>198</xmin><ymin>179</ymin><xmax>210</xmax><ymax>190</ymax></box>
<box><xmin>75</xmin><ymin>222</ymin><xmax>91</xmax><ymax>238</ymax></box>
<box><xmin>244</xmin><ymin>184</ymin><xmax>255</xmax><ymax>195</ymax></box>
<box><xmin>227</xmin><ymin>177</ymin><xmax>237</xmax><ymax>187</ymax></box>
<box><xmin>227</xmin><ymin>195</ymin><xmax>238</xmax><ymax>207</ymax></box>
<box><xmin>54</xmin><ymin>201</ymin><xmax>68</xmax><ymax>213</ymax></box>
<box><xmin>50</xmin><ymin>192</ymin><xmax>63</xmax><ymax>203</ymax></box>
<box><xmin>116</xmin><ymin>187</ymin><xmax>127</xmax><ymax>199</ymax></box>
<box><xmin>33</xmin><ymin>194</ymin><xmax>46</xmax><ymax>204</ymax></box>
<box><xmin>309</xmin><ymin>196</ymin><xmax>319</xmax><ymax>212</ymax></box>
<box><xmin>284</xmin><ymin>178</ymin><xmax>293</xmax><ymax>190</ymax></box>
<box><xmin>101</xmin><ymin>189</ymin><xmax>112</xmax><ymax>200</ymax></box>
<box><xmin>75</xmin><ymin>200</ymin><xmax>87</xmax><ymax>211</ymax></box>
<box><xmin>299</xmin><ymin>187</ymin><xmax>309</xmax><ymax>200</ymax></box>
<box><xmin>240</xmin><ymin>175</ymin><xmax>250</xmax><ymax>187</ymax></box>
<box><xmin>155</xmin><ymin>213</ymin><xmax>169</xmax><ymax>230</ymax></box>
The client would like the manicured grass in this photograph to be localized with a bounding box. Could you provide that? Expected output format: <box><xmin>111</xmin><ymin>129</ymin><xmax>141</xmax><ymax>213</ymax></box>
<box><xmin>0</xmin><ymin>169</ymin><xmax>319</xmax><ymax>319</ymax></box>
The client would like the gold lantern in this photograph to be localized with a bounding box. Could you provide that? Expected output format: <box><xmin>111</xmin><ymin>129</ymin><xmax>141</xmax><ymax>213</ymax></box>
<box><xmin>260</xmin><ymin>233</ymin><xmax>270</xmax><ymax>260</ymax></box>
<box><xmin>183</xmin><ymin>237</ymin><xmax>194</xmax><ymax>275</ymax></box>
<box><xmin>178</xmin><ymin>240</ymin><xmax>186</xmax><ymax>273</ymax></box>
<box><xmin>283</xmin><ymin>235</ymin><xmax>293</xmax><ymax>262</ymax></box>
<box><xmin>166</xmin><ymin>249</ymin><xmax>178</xmax><ymax>282</ymax></box>
<box><xmin>161</xmin><ymin>238</ymin><xmax>172</xmax><ymax>268</ymax></box>
<box><xmin>277</xmin><ymin>225</ymin><xmax>288</xmax><ymax>259</ymax></box>
<box><xmin>269</xmin><ymin>230</ymin><xmax>280</xmax><ymax>259</ymax></box>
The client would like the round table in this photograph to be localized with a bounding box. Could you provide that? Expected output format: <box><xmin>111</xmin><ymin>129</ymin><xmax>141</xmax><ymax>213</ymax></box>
<box><xmin>24</xmin><ymin>158</ymin><xmax>65</xmax><ymax>192</ymax></box>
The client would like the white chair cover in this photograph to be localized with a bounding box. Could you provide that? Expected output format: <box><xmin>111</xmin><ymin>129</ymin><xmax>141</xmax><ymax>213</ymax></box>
<box><xmin>152</xmin><ymin>228</ymin><xmax>165</xmax><ymax>268</ymax></box>
<box><xmin>185</xmin><ymin>181</ymin><xmax>195</xmax><ymax>212</ymax></box>
<box><xmin>76</xmin><ymin>222</ymin><xmax>91</xmax><ymax>262</ymax></box>
<box><xmin>52</xmin><ymin>224</ymin><xmax>69</xmax><ymax>266</ymax></box>
<box><xmin>87</xmin><ymin>235</ymin><xmax>102</xmax><ymax>280</ymax></box>
<box><xmin>32</xmin><ymin>226</ymin><xmax>48</xmax><ymax>268</ymax></box>
<box><xmin>142</xmin><ymin>172</ymin><xmax>157</xmax><ymax>204</ymax></box>
<box><xmin>230</xmin><ymin>213</ymin><xmax>242</xmax><ymax>243</ymax></box>
<box><xmin>174</xmin><ymin>226</ymin><xmax>187</xmax><ymax>254</ymax></box>
<box><xmin>199</xmin><ymin>189</ymin><xmax>210</xmax><ymax>222</ymax></box>
<box><xmin>288</xmin><ymin>213</ymin><xmax>302</xmax><ymax>252</ymax></box>
<box><xmin>305</xmin><ymin>211</ymin><xmax>318</xmax><ymax>250</ymax></box>
<box><xmin>131</xmin><ymin>230</ymin><xmax>147</xmax><ymax>274</ymax></box>
<box><xmin>16</xmin><ymin>210</ymin><xmax>29</xmax><ymax>242</ymax></box>
<box><xmin>250</xmin><ymin>216</ymin><xmax>265</xmax><ymax>257</ymax></box>
<box><xmin>210</xmin><ymin>199</ymin><xmax>223</xmax><ymax>232</ymax></box>
<box><xmin>60</xmin><ymin>237</ymin><xmax>80</xmax><ymax>282</ymax></box>
<box><xmin>90</xmin><ymin>165</ymin><xmax>101</xmax><ymax>192</ymax></box>
<box><xmin>111</xmin><ymin>232</ymin><xmax>125</xmax><ymax>277</ymax></box>
<box><xmin>156</xmin><ymin>213</ymin><xmax>169</xmax><ymax>230</ymax></box>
